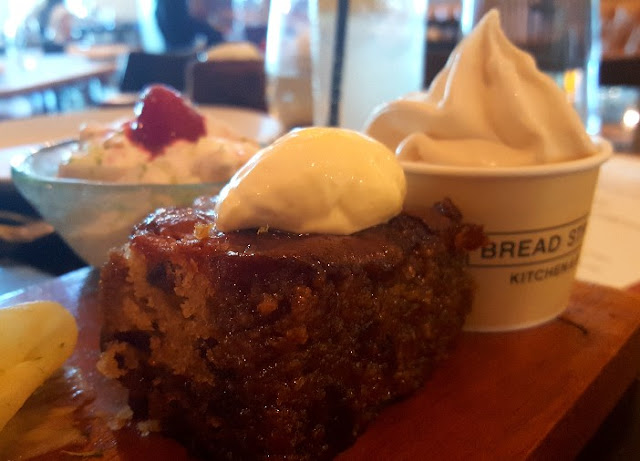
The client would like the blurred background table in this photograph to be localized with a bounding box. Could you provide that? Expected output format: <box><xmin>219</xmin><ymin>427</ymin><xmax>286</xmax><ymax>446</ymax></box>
<box><xmin>0</xmin><ymin>52</ymin><xmax>119</xmax><ymax>118</ymax></box>
<box><xmin>0</xmin><ymin>53</ymin><xmax>116</xmax><ymax>100</ymax></box>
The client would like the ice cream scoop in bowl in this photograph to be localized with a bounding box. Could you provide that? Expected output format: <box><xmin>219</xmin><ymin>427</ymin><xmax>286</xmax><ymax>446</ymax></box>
<box><xmin>10</xmin><ymin>85</ymin><xmax>264</xmax><ymax>267</ymax></box>
<box><xmin>10</xmin><ymin>140</ymin><xmax>226</xmax><ymax>267</ymax></box>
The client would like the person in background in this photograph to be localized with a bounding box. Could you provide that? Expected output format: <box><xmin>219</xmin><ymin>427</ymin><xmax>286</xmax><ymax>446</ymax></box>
<box><xmin>155</xmin><ymin>0</ymin><xmax>224</xmax><ymax>52</ymax></box>
<box><xmin>209</xmin><ymin>0</ymin><xmax>234</xmax><ymax>39</ymax></box>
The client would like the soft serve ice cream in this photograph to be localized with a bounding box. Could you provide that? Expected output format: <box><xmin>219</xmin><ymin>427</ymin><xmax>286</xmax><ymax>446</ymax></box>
<box><xmin>215</xmin><ymin>127</ymin><xmax>406</xmax><ymax>234</ymax></box>
<box><xmin>58</xmin><ymin>85</ymin><xmax>259</xmax><ymax>183</ymax></box>
<box><xmin>361</xmin><ymin>10</ymin><xmax>612</xmax><ymax>331</ymax></box>
<box><xmin>364</xmin><ymin>10</ymin><xmax>598</xmax><ymax>167</ymax></box>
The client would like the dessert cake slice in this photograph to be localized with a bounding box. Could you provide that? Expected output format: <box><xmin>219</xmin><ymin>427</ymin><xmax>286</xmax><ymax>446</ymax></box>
<box><xmin>99</xmin><ymin>198</ymin><xmax>483</xmax><ymax>460</ymax></box>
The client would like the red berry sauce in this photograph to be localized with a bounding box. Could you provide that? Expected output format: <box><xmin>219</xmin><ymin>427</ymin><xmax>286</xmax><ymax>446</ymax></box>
<box><xmin>126</xmin><ymin>85</ymin><xmax>206</xmax><ymax>156</ymax></box>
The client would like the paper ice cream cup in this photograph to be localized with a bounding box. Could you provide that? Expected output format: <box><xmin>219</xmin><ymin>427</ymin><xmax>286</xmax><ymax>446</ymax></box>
<box><xmin>402</xmin><ymin>138</ymin><xmax>613</xmax><ymax>332</ymax></box>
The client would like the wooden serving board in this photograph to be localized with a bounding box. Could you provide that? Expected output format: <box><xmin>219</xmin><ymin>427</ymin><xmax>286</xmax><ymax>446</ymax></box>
<box><xmin>2</xmin><ymin>268</ymin><xmax>640</xmax><ymax>460</ymax></box>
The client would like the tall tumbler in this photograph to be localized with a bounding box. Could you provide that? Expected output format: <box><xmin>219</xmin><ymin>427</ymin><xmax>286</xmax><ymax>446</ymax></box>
<box><xmin>265</xmin><ymin>0</ymin><xmax>314</xmax><ymax>129</ymax></box>
<box><xmin>461</xmin><ymin>0</ymin><xmax>602</xmax><ymax>135</ymax></box>
<box><xmin>230</xmin><ymin>0</ymin><xmax>270</xmax><ymax>49</ymax></box>
<box><xmin>309</xmin><ymin>0</ymin><xmax>428</xmax><ymax>131</ymax></box>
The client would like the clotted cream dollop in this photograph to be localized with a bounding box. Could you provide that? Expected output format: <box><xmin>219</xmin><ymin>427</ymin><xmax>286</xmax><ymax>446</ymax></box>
<box><xmin>215</xmin><ymin>127</ymin><xmax>406</xmax><ymax>234</ymax></box>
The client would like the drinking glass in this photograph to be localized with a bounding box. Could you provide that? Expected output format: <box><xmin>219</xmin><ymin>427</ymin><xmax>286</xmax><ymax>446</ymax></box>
<box><xmin>14</xmin><ymin>17</ymin><xmax>44</xmax><ymax>71</ymax></box>
<box><xmin>308</xmin><ymin>0</ymin><xmax>428</xmax><ymax>130</ymax></box>
<box><xmin>460</xmin><ymin>0</ymin><xmax>602</xmax><ymax>135</ymax></box>
<box><xmin>230</xmin><ymin>0</ymin><xmax>270</xmax><ymax>48</ymax></box>
<box><xmin>265</xmin><ymin>0</ymin><xmax>313</xmax><ymax>129</ymax></box>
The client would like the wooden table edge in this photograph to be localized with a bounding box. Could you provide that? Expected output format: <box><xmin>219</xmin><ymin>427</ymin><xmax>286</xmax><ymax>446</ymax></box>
<box><xmin>532</xmin><ymin>284</ymin><xmax>640</xmax><ymax>459</ymax></box>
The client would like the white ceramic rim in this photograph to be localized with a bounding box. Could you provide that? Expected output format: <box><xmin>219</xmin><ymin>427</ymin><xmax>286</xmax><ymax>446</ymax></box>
<box><xmin>401</xmin><ymin>137</ymin><xmax>613</xmax><ymax>178</ymax></box>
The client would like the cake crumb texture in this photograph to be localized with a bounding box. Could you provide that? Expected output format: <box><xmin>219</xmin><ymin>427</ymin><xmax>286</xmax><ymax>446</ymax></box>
<box><xmin>99</xmin><ymin>199</ymin><xmax>482</xmax><ymax>460</ymax></box>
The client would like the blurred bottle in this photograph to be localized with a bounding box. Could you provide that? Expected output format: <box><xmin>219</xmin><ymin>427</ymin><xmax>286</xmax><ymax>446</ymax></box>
<box><xmin>461</xmin><ymin>0</ymin><xmax>602</xmax><ymax>135</ymax></box>
<box><xmin>230</xmin><ymin>0</ymin><xmax>270</xmax><ymax>49</ymax></box>
<box><xmin>14</xmin><ymin>16</ymin><xmax>44</xmax><ymax>71</ymax></box>
<box><xmin>265</xmin><ymin>0</ymin><xmax>313</xmax><ymax>128</ymax></box>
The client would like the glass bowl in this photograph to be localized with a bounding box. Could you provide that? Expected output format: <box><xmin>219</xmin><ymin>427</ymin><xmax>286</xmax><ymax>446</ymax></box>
<box><xmin>11</xmin><ymin>141</ymin><xmax>224</xmax><ymax>267</ymax></box>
